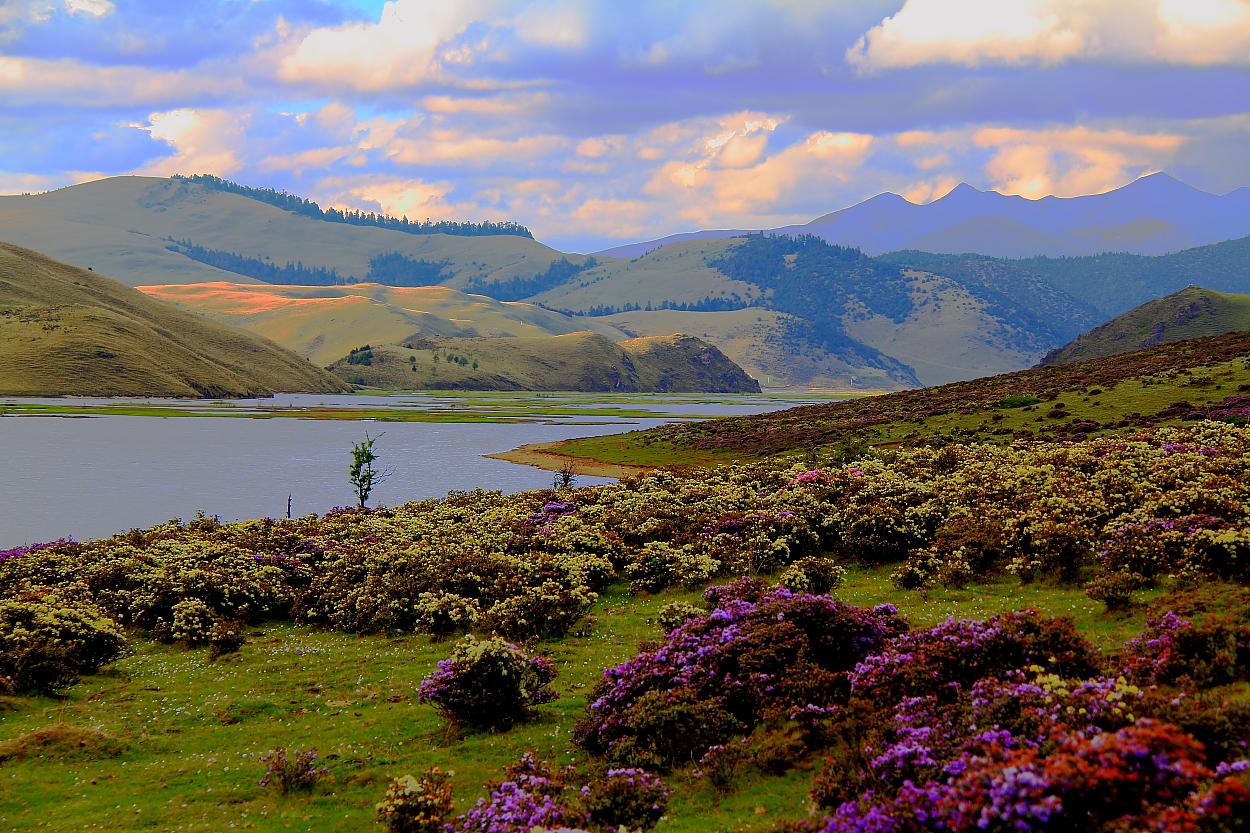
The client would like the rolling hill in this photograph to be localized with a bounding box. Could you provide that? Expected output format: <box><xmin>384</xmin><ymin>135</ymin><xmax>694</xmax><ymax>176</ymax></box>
<box><xmin>598</xmin><ymin>173</ymin><xmax>1250</xmax><ymax>259</ymax></box>
<box><xmin>0</xmin><ymin>243</ymin><xmax>348</xmax><ymax>397</ymax></box>
<box><xmin>327</xmin><ymin>333</ymin><xmax>761</xmax><ymax>392</ymax></box>
<box><xmin>1040</xmin><ymin>286</ymin><xmax>1250</xmax><ymax>366</ymax></box>
<box><xmin>0</xmin><ymin>175</ymin><xmax>581</xmax><ymax>289</ymax></box>
<box><xmin>137</xmin><ymin>282</ymin><xmax>627</xmax><ymax>366</ymax></box>
<box><xmin>11</xmin><ymin>172</ymin><xmax>1250</xmax><ymax>391</ymax></box>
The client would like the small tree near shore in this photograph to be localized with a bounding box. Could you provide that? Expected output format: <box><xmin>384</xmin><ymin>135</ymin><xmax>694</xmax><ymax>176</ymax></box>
<box><xmin>350</xmin><ymin>432</ymin><xmax>390</xmax><ymax>508</ymax></box>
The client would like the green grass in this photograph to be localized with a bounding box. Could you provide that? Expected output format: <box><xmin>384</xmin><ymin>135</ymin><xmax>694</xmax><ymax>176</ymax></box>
<box><xmin>0</xmin><ymin>573</ymin><xmax>1164</xmax><ymax>832</ymax></box>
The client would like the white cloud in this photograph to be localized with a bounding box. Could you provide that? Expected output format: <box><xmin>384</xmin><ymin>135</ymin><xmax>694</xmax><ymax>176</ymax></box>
<box><xmin>132</xmin><ymin>108</ymin><xmax>249</xmax><ymax>176</ymax></box>
<box><xmin>0</xmin><ymin>56</ymin><xmax>246</xmax><ymax>107</ymax></box>
<box><xmin>848</xmin><ymin>0</ymin><xmax>1250</xmax><ymax>71</ymax></box>
<box><xmin>64</xmin><ymin>0</ymin><xmax>114</xmax><ymax>17</ymax></box>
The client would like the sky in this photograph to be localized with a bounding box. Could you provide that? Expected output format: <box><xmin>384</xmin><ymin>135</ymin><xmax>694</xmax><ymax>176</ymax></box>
<box><xmin>1</xmin><ymin>0</ymin><xmax>1249</xmax><ymax>252</ymax></box>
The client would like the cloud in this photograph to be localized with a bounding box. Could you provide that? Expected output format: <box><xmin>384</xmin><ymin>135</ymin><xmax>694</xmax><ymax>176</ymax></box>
<box><xmin>0</xmin><ymin>168</ymin><xmax>107</xmax><ymax>195</ymax></box>
<box><xmin>64</xmin><ymin>0</ymin><xmax>114</xmax><ymax>17</ymax></box>
<box><xmin>0</xmin><ymin>56</ymin><xmax>246</xmax><ymax>107</ymax></box>
<box><xmin>848</xmin><ymin>0</ymin><xmax>1250</xmax><ymax>71</ymax></box>
<box><xmin>132</xmin><ymin>108</ymin><xmax>249</xmax><ymax>176</ymax></box>
<box><xmin>973</xmin><ymin>125</ymin><xmax>1185</xmax><ymax>197</ymax></box>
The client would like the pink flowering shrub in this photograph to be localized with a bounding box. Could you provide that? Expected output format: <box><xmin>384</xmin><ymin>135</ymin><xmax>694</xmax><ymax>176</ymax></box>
<box><xmin>417</xmin><ymin>636</ymin><xmax>557</xmax><ymax>731</ymax></box>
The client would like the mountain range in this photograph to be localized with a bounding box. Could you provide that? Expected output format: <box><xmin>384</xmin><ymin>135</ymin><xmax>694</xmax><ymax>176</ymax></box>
<box><xmin>597</xmin><ymin>173</ymin><xmax>1250</xmax><ymax>260</ymax></box>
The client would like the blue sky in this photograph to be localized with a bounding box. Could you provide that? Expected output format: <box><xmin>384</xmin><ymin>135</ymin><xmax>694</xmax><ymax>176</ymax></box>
<box><xmin>1</xmin><ymin>0</ymin><xmax>1248</xmax><ymax>251</ymax></box>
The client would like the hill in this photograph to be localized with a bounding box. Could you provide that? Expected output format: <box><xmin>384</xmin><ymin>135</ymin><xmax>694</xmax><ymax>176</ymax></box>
<box><xmin>881</xmin><ymin>235</ymin><xmax>1250</xmax><ymax>320</ymax></box>
<box><xmin>137</xmin><ymin>282</ymin><xmax>627</xmax><ymax>366</ymax></box>
<box><xmin>528</xmin><ymin>327</ymin><xmax>1250</xmax><ymax>468</ymax></box>
<box><xmin>540</xmin><ymin>234</ymin><xmax>1097</xmax><ymax>387</ymax></box>
<box><xmin>598</xmin><ymin>173</ymin><xmax>1250</xmax><ymax>259</ymax></box>
<box><xmin>1041</xmin><ymin>286</ymin><xmax>1250</xmax><ymax>366</ymax></box>
<box><xmin>0</xmin><ymin>175</ymin><xmax>580</xmax><ymax>289</ymax></box>
<box><xmin>325</xmin><ymin>332</ymin><xmax>761</xmax><ymax>393</ymax></box>
<box><xmin>0</xmin><ymin>243</ymin><xmax>348</xmax><ymax>397</ymax></box>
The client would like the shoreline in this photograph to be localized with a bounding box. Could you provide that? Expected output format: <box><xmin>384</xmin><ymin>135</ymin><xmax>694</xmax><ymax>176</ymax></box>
<box><xmin>486</xmin><ymin>441</ymin><xmax>655</xmax><ymax>479</ymax></box>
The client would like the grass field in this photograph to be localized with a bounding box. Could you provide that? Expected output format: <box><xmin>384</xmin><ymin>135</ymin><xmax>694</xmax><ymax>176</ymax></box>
<box><xmin>0</xmin><ymin>570</ymin><xmax>1167</xmax><ymax>833</ymax></box>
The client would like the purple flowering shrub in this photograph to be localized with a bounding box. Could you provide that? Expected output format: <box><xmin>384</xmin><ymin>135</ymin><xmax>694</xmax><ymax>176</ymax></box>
<box><xmin>1120</xmin><ymin>612</ymin><xmax>1250</xmax><ymax>688</ymax></box>
<box><xmin>447</xmin><ymin>754</ymin><xmax>667</xmax><ymax>833</ymax></box>
<box><xmin>580</xmin><ymin>768</ymin><xmax>669</xmax><ymax>832</ymax></box>
<box><xmin>417</xmin><ymin>636</ymin><xmax>557</xmax><ymax>730</ymax></box>
<box><xmin>258</xmin><ymin>746</ymin><xmax>328</xmax><ymax>793</ymax></box>
<box><xmin>575</xmin><ymin>588</ymin><xmax>907</xmax><ymax>770</ymax></box>
<box><xmin>848</xmin><ymin>609</ymin><xmax>1102</xmax><ymax>709</ymax></box>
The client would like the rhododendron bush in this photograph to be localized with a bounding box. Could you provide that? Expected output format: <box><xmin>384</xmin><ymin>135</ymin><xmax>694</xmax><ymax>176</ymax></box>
<box><xmin>2</xmin><ymin>424</ymin><xmax>1249</xmax><ymax>652</ymax></box>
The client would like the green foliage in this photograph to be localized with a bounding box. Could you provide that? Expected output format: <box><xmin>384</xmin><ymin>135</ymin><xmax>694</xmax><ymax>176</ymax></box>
<box><xmin>167</xmin><ymin>239</ymin><xmax>344</xmax><ymax>285</ymax></box>
<box><xmin>366</xmin><ymin>252</ymin><xmax>451</xmax><ymax>285</ymax></box>
<box><xmin>463</xmin><ymin>257</ymin><xmax>597</xmax><ymax>301</ymax></box>
<box><xmin>176</xmin><ymin>174</ymin><xmax>533</xmax><ymax>238</ymax></box>
<box><xmin>349</xmin><ymin>432</ymin><xmax>387</xmax><ymax>508</ymax></box>
<box><xmin>347</xmin><ymin>344</ymin><xmax>374</xmax><ymax>366</ymax></box>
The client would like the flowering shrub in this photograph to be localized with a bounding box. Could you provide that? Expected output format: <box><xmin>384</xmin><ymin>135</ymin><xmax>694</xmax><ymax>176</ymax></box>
<box><xmin>0</xmin><ymin>597</ymin><xmax>125</xmax><ymax>694</ymax></box>
<box><xmin>412</xmin><ymin>592</ymin><xmax>480</xmax><ymax>637</ymax></box>
<box><xmin>1121</xmin><ymin>612</ymin><xmax>1250</xmax><ymax>688</ymax></box>
<box><xmin>576</xmin><ymin>590</ymin><xmax>906</xmax><ymax>769</ymax></box>
<box><xmin>417</xmin><ymin>636</ymin><xmax>557</xmax><ymax>730</ymax></box>
<box><xmin>580</xmin><ymin>768</ymin><xmax>669</xmax><ymax>832</ymax></box>
<box><xmin>376</xmin><ymin>767</ymin><xmax>455</xmax><ymax>833</ymax></box>
<box><xmin>167</xmin><ymin>598</ymin><xmax>217</xmax><ymax>645</ymax></box>
<box><xmin>452</xmin><ymin>754</ymin><xmax>580</xmax><ymax>833</ymax></box>
<box><xmin>258</xmin><ymin>746</ymin><xmax>328</xmax><ymax>793</ymax></box>
<box><xmin>481</xmin><ymin>581</ymin><xmax>597</xmax><ymax>641</ymax></box>
<box><xmin>849</xmin><ymin>609</ymin><xmax>1101</xmax><ymax>709</ymax></box>
<box><xmin>1083</xmin><ymin>569</ymin><xmax>1148</xmax><ymax>610</ymax></box>
<box><xmin>624</xmin><ymin>541</ymin><xmax>718</xmax><ymax>594</ymax></box>
<box><xmin>653</xmin><ymin>601</ymin><xmax>704</xmax><ymax>634</ymax></box>
<box><xmin>778</xmin><ymin>557</ymin><xmax>846</xmax><ymax>594</ymax></box>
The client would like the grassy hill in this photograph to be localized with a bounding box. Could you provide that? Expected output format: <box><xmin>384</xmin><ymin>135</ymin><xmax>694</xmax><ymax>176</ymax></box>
<box><xmin>0</xmin><ymin>243</ymin><xmax>348</xmax><ymax>397</ymax></box>
<box><xmin>326</xmin><ymin>332</ymin><xmax>761</xmax><ymax>393</ymax></box>
<box><xmin>1041</xmin><ymin>286</ymin><xmax>1250</xmax><ymax>366</ymax></box>
<box><xmin>533</xmin><ymin>327</ymin><xmax>1250</xmax><ymax>468</ymax></box>
<box><xmin>138</xmin><ymin>282</ymin><xmax>626</xmax><ymax>366</ymax></box>
<box><xmin>0</xmin><ymin>176</ymin><xmax>579</xmax><ymax>289</ymax></box>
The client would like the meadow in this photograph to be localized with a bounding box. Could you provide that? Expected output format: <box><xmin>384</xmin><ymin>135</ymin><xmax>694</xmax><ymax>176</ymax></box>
<box><xmin>3</xmin><ymin>420</ymin><xmax>1249</xmax><ymax>832</ymax></box>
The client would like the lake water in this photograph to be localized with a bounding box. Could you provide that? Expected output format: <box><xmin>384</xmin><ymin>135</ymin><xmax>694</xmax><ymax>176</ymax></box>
<box><xmin>0</xmin><ymin>392</ymin><xmax>827</xmax><ymax>547</ymax></box>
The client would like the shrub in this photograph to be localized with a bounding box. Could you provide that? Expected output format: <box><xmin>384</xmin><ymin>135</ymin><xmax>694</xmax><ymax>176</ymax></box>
<box><xmin>0</xmin><ymin>597</ymin><xmax>126</xmax><ymax>694</ymax></box>
<box><xmin>417</xmin><ymin>636</ymin><xmax>557</xmax><ymax>730</ymax></box>
<box><xmin>778</xmin><ymin>557</ymin><xmax>846</xmax><ymax>594</ymax></box>
<box><xmin>413</xmin><ymin>592</ymin><xmax>480</xmax><ymax>637</ymax></box>
<box><xmin>169</xmin><ymin>598</ymin><xmax>217</xmax><ymax>645</ymax></box>
<box><xmin>376</xmin><ymin>767</ymin><xmax>455</xmax><ymax>833</ymax></box>
<box><xmin>1084</xmin><ymin>569</ymin><xmax>1148</xmax><ymax>610</ymax></box>
<box><xmin>576</xmin><ymin>591</ymin><xmax>906</xmax><ymax>769</ymax></box>
<box><xmin>849</xmin><ymin>609</ymin><xmax>1101</xmax><ymax>708</ymax></box>
<box><xmin>481</xmin><ymin>581</ymin><xmax>597</xmax><ymax>641</ymax></box>
<box><xmin>206</xmin><ymin>620</ymin><xmax>245</xmax><ymax>660</ymax></box>
<box><xmin>654</xmin><ymin>601</ymin><xmax>704</xmax><ymax>634</ymax></box>
<box><xmin>580</xmin><ymin>768</ymin><xmax>669</xmax><ymax>832</ymax></box>
<box><xmin>258</xmin><ymin>747</ymin><xmax>328</xmax><ymax>793</ymax></box>
<box><xmin>624</xmin><ymin>542</ymin><xmax>718</xmax><ymax>594</ymax></box>
<box><xmin>452</xmin><ymin>754</ymin><xmax>579</xmax><ymax>833</ymax></box>
<box><xmin>1121</xmin><ymin>612</ymin><xmax>1250</xmax><ymax>688</ymax></box>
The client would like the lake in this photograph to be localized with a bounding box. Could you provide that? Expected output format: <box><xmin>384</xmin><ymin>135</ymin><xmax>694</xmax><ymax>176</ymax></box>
<box><xmin>0</xmin><ymin>391</ymin><xmax>831</xmax><ymax>546</ymax></box>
